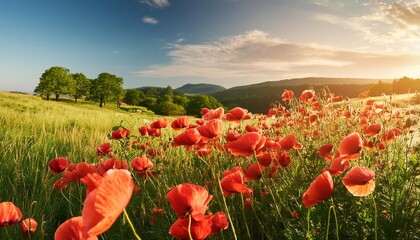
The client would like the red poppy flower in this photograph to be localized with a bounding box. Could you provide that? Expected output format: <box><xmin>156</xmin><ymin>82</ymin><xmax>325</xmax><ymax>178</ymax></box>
<box><xmin>299</xmin><ymin>89</ymin><xmax>316</xmax><ymax>103</ymax></box>
<box><xmin>62</xmin><ymin>162</ymin><xmax>98</xmax><ymax>184</ymax></box>
<box><xmin>171</xmin><ymin>116</ymin><xmax>190</xmax><ymax>130</ymax></box>
<box><xmin>225</xmin><ymin>132</ymin><xmax>241</xmax><ymax>142</ymax></box>
<box><xmin>323</xmin><ymin>155</ymin><xmax>350</xmax><ymax>176</ymax></box>
<box><xmin>202</xmin><ymin>107</ymin><xmax>224</xmax><ymax>121</ymax></box>
<box><xmin>302</xmin><ymin>171</ymin><xmax>334</xmax><ymax>208</ymax></box>
<box><xmin>258</xmin><ymin>153</ymin><xmax>274</xmax><ymax>166</ymax></box>
<box><xmin>111</xmin><ymin>128</ymin><xmax>130</xmax><ymax>139</ymax></box>
<box><xmin>97</xmin><ymin>158</ymin><xmax>129</xmax><ymax>176</ymax></box>
<box><xmin>96</xmin><ymin>142</ymin><xmax>113</xmax><ymax>156</ymax></box>
<box><xmin>82</xmin><ymin>169</ymin><xmax>134</xmax><ymax>237</ymax></box>
<box><xmin>131</xmin><ymin>155</ymin><xmax>154</xmax><ymax>178</ymax></box>
<box><xmin>224</xmin><ymin>132</ymin><xmax>266</xmax><ymax>157</ymax></box>
<box><xmin>220</xmin><ymin>168</ymin><xmax>253</xmax><ymax>197</ymax></box>
<box><xmin>282</xmin><ymin>90</ymin><xmax>294</xmax><ymax>102</ymax></box>
<box><xmin>364</xmin><ymin>122</ymin><xmax>383</xmax><ymax>136</ymax></box>
<box><xmin>173</xmin><ymin>128</ymin><xmax>202</xmax><ymax>146</ymax></box>
<box><xmin>225</xmin><ymin>107</ymin><xmax>252</xmax><ymax>123</ymax></box>
<box><xmin>244</xmin><ymin>162</ymin><xmax>265</xmax><ymax>182</ymax></box>
<box><xmin>54</xmin><ymin>216</ymin><xmax>98</xmax><ymax>240</ymax></box>
<box><xmin>150</xmin><ymin>118</ymin><xmax>168</xmax><ymax>129</ymax></box>
<box><xmin>169</xmin><ymin>215</ymin><xmax>212</xmax><ymax>240</ymax></box>
<box><xmin>245</xmin><ymin>124</ymin><xmax>259</xmax><ymax>133</ymax></box>
<box><xmin>381</xmin><ymin>128</ymin><xmax>402</xmax><ymax>142</ymax></box>
<box><xmin>244</xmin><ymin>197</ymin><xmax>252</xmax><ymax>209</ymax></box>
<box><xmin>138</xmin><ymin>126</ymin><xmax>148</xmax><ymax>136</ymax></box>
<box><xmin>273</xmin><ymin>151</ymin><xmax>291</xmax><ymax>168</ymax></box>
<box><xmin>166</xmin><ymin>183</ymin><xmax>212</xmax><ymax>221</ymax></box>
<box><xmin>278</xmin><ymin>134</ymin><xmax>302</xmax><ymax>150</ymax></box>
<box><xmin>197</xmin><ymin>119</ymin><xmax>223</xmax><ymax>142</ymax></box>
<box><xmin>21</xmin><ymin>218</ymin><xmax>38</xmax><ymax>238</ymax></box>
<box><xmin>318</xmin><ymin>144</ymin><xmax>334</xmax><ymax>162</ymax></box>
<box><xmin>338</xmin><ymin>132</ymin><xmax>362</xmax><ymax>160</ymax></box>
<box><xmin>210</xmin><ymin>212</ymin><xmax>229</xmax><ymax>235</ymax></box>
<box><xmin>0</xmin><ymin>202</ymin><xmax>22</xmax><ymax>227</ymax></box>
<box><xmin>342</xmin><ymin>166</ymin><xmax>375</xmax><ymax>197</ymax></box>
<box><xmin>49</xmin><ymin>157</ymin><xmax>69</xmax><ymax>174</ymax></box>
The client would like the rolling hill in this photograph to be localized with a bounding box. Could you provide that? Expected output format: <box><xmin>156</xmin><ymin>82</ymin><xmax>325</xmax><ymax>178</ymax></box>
<box><xmin>176</xmin><ymin>83</ymin><xmax>226</xmax><ymax>94</ymax></box>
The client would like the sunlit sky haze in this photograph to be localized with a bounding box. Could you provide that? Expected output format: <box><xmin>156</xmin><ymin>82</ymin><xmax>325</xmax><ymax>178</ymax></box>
<box><xmin>1</xmin><ymin>0</ymin><xmax>420</xmax><ymax>92</ymax></box>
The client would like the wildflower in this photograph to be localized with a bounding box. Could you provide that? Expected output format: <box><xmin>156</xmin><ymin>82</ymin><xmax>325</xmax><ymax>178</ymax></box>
<box><xmin>111</xmin><ymin>128</ymin><xmax>130</xmax><ymax>139</ymax></box>
<box><xmin>96</xmin><ymin>142</ymin><xmax>113</xmax><ymax>156</ymax></box>
<box><xmin>282</xmin><ymin>90</ymin><xmax>294</xmax><ymax>102</ymax></box>
<box><xmin>20</xmin><ymin>218</ymin><xmax>38</xmax><ymax>238</ymax></box>
<box><xmin>278</xmin><ymin>134</ymin><xmax>302</xmax><ymax>150</ymax></box>
<box><xmin>342</xmin><ymin>166</ymin><xmax>375</xmax><ymax>197</ymax></box>
<box><xmin>202</xmin><ymin>107</ymin><xmax>224</xmax><ymax>121</ymax></box>
<box><xmin>81</xmin><ymin>170</ymin><xmax>134</xmax><ymax>237</ymax></box>
<box><xmin>131</xmin><ymin>155</ymin><xmax>155</xmax><ymax>178</ymax></box>
<box><xmin>210</xmin><ymin>212</ymin><xmax>229</xmax><ymax>235</ymax></box>
<box><xmin>150</xmin><ymin>118</ymin><xmax>168</xmax><ymax>129</ymax></box>
<box><xmin>244</xmin><ymin>162</ymin><xmax>265</xmax><ymax>182</ymax></box>
<box><xmin>54</xmin><ymin>216</ymin><xmax>97</xmax><ymax>240</ymax></box>
<box><xmin>338</xmin><ymin>132</ymin><xmax>362</xmax><ymax>160</ymax></box>
<box><xmin>318</xmin><ymin>144</ymin><xmax>334</xmax><ymax>162</ymax></box>
<box><xmin>197</xmin><ymin>119</ymin><xmax>223</xmax><ymax>142</ymax></box>
<box><xmin>364</xmin><ymin>122</ymin><xmax>383</xmax><ymax>136</ymax></box>
<box><xmin>49</xmin><ymin>157</ymin><xmax>69</xmax><ymax>174</ymax></box>
<box><xmin>299</xmin><ymin>89</ymin><xmax>316</xmax><ymax>103</ymax></box>
<box><xmin>166</xmin><ymin>183</ymin><xmax>212</xmax><ymax>221</ymax></box>
<box><xmin>224</xmin><ymin>132</ymin><xmax>266</xmax><ymax>157</ymax></box>
<box><xmin>171</xmin><ymin>116</ymin><xmax>189</xmax><ymax>130</ymax></box>
<box><xmin>302</xmin><ymin>171</ymin><xmax>334</xmax><ymax>208</ymax></box>
<box><xmin>97</xmin><ymin>158</ymin><xmax>129</xmax><ymax>176</ymax></box>
<box><xmin>173</xmin><ymin>128</ymin><xmax>202</xmax><ymax>146</ymax></box>
<box><xmin>169</xmin><ymin>215</ymin><xmax>212</xmax><ymax>240</ymax></box>
<box><xmin>0</xmin><ymin>202</ymin><xmax>22</xmax><ymax>227</ymax></box>
<box><xmin>220</xmin><ymin>167</ymin><xmax>253</xmax><ymax>197</ymax></box>
<box><xmin>225</xmin><ymin>107</ymin><xmax>252</xmax><ymax>123</ymax></box>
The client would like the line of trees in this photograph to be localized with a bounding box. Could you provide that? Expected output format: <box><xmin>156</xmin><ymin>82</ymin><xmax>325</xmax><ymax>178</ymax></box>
<box><xmin>369</xmin><ymin>77</ymin><xmax>420</xmax><ymax>96</ymax></box>
<box><xmin>34</xmin><ymin>66</ymin><xmax>225</xmax><ymax>116</ymax></box>
<box><xmin>124</xmin><ymin>86</ymin><xmax>224</xmax><ymax>117</ymax></box>
<box><xmin>34</xmin><ymin>66</ymin><xmax>125</xmax><ymax>107</ymax></box>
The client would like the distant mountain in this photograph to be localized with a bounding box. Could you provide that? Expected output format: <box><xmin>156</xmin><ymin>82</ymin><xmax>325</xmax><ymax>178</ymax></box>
<box><xmin>176</xmin><ymin>83</ymin><xmax>226</xmax><ymax>94</ymax></box>
<box><xmin>212</xmin><ymin>77</ymin><xmax>391</xmax><ymax>113</ymax></box>
<box><xmin>229</xmin><ymin>77</ymin><xmax>391</xmax><ymax>90</ymax></box>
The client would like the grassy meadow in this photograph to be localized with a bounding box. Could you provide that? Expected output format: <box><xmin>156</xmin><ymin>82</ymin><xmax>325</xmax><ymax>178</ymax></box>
<box><xmin>0</xmin><ymin>90</ymin><xmax>419</xmax><ymax>239</ymax></box>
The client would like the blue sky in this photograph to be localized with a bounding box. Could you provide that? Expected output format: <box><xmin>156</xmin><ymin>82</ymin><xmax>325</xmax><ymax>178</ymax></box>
<box><xmin>1</xmin><ymin>0</ymin><xmax>420</xmax><ymax>92</ymax></box>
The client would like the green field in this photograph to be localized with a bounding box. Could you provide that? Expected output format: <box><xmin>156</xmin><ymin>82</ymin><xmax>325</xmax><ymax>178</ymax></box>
<box><xmin>0</xmin><ymin>90</ymin><xmax>419</xmax><ymax>239</ymax></box>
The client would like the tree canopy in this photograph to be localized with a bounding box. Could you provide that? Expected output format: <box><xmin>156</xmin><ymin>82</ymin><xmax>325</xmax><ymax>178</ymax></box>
<box><xmin>89</xmin><ymin>73</ymin><xmax>125</xmax><ymax>108</ymax></box>
<box><xmin>34</xmin><ymin>66</ymin><xmax>73</xmax><ymax>101</ymax></box>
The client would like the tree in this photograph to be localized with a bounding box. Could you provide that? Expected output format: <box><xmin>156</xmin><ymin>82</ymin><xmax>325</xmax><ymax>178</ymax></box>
<box><xmin>153</xmin><ymin>101</ymin><xmax>186</xmax><ymax>116</ymax></box>
<box><xmin>89</xmin><ymin>73</ymin><xmax>125</xmax><ymax>108</ymax></box>
<box><xmin>35</xmin><ymin>66</ymin><xmax>73</xmax><ymax>101</ymax></box>
<box><xmin>164</xmin><ymin>85</ymin><xmax>174</xmax><ymax>97</ymax></box>
<box><xmin>124</xmin><ymin>89</ymin><xmax>141</xmax><ymax>105</ymax></box>
<box><xmin>185</xmin><ymin>95</ymin><xmax>223</xmax><ymax>117</ymax></box>
<box><xmin>71</xmin><ymin>73</ymin><xmax>91</xmax><ymax>103</ymax></box>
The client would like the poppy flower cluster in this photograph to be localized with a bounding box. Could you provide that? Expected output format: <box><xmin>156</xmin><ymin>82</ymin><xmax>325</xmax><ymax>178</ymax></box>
<box><xmin>40</xmin><ymin>87</ymin><xmax>413</xmax><ymax>238</ymax></box>
<box><xmin>166</xmin><ymin>183</ymin><xmax>228</xmax><ymax>239</ymax></box>
<box><xmin>0</xmin><ymin>201</ymin><xmax>38</xmax><ymax>238</ymax></box>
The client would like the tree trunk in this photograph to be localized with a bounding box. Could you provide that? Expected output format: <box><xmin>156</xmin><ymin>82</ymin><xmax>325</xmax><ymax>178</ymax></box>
<box><xmin>55</xmin><ymin>94</ymin><xmax>59</xmax><ymax>101</ymax></box>
<box><xmin>75</xmin><ymin>97</ymin><xmax>78</xmax><ymax>103</ymax></box>
<box><xmin>99</xmin><ymin>98</ymin><xmax>103</xmax><ymax>108</ymax></box>
<box><xmin>46</xmin><ymin>95</ymin><xmax>50</xmax><ymax>100</ymax></box>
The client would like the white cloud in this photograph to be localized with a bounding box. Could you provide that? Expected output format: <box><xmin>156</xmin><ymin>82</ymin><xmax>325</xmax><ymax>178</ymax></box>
<box><xmin>142</xmin><ymin>16</ymin><xmax>159</xmax><ymax>25</ymax></box>
<box><xmin>315</xmin><ymin>0</ymin><xmax>420</xmax><ymax>52</ymax></box>
<box><xmin>140</xmin><ymin>0</ymin><xmax>169</xmax><ymax>8</ymax></box>
<box><xmin>137</xmin><ymin>30</ymin><xmax>420</xmax><ymax>81</ymax></box>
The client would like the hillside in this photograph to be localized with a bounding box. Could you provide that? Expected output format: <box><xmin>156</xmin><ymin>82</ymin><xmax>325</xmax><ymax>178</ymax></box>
<box><xmin>176</xmin><ymin>83</ymin><xmax>226</xmax><ymax>94</ymax></box>
<box><xmin>228</xmin><ymin>77</ymin><xmax>391</xmax><ymax>90</ymax></box>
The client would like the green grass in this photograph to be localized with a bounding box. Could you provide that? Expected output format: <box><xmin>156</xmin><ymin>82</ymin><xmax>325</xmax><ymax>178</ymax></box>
<box><xmin>0</xmin><ymin>91</ymin><xmax>419</xmax><ymax>239</ymax></box>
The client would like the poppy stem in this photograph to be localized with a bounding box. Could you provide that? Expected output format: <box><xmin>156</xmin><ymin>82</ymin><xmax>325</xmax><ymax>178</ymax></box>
<box><xmin>123</xmin><ymin>209</ymin><xmax>142</xmax><ymax>240</ymax></box>
<box><xmin>218</xmin><ymin>179</ymin><xmax>238</xmax><ymax>240</ymax></box>
<box><xmin>188</xmin><ymin>214</ymin><xmax>193</xmax><ymax>240</ymax></box>
<box><xmin>372</xmin><ymin>194</ymin><xmax>378</xmax><ymax>240</ymax></box>
<box><xmin>306</xmin><ymin>208</ymin><xmax>311</xmax><ymax>238</ymax></box>
<box><xmin>331</xmin><ymin>200</ymin><xmax>340</xmax><ymax>240</ymax></box>
<box><xmin>326</xmin><ymin>206</ymin><xmax>332</xmax><ymax>240</ymax></box>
